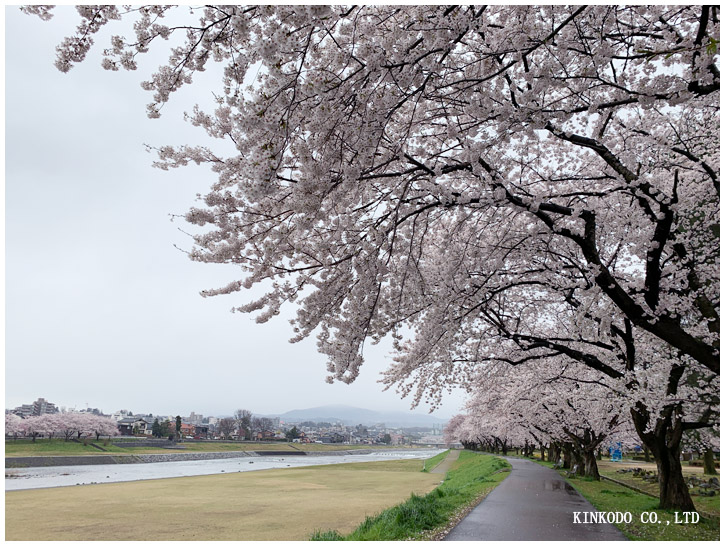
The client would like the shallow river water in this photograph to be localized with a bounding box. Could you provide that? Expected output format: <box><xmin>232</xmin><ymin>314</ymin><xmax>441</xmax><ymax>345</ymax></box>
<box><xmin>5</xmin><ymin>449</ymin><xmax>445</xmax><ymax>491</ymax></box>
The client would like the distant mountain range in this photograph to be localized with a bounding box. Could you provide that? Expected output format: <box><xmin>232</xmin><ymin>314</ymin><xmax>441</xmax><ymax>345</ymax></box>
<box><xmin>270</xmin><ymin>404</ymin><xmax>449</xmax><ymax>428</ymax></box>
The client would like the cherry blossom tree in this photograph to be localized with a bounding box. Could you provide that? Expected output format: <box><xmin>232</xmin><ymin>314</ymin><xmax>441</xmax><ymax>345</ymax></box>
<box><xmin>50</xmin><ymin>413</ymin><xmax>119</xmax><ymax>441</ymax></box>
<box><xmin>465</xmin><ymin>359</ymin><xmax>637</xmax><ymax>479</ymax></box>
<box><xmin>444</xmin><ymin>404</ymin><xmax>533</xmax><ymax>456</ymax></box>
<box><xmin>460</xmin><ymin>384</ymin><xmax>527</xmax><ymax>456</ymax></box>
<box><xmin>89</xmin><ymin>415</ymin><xmax>120</xmax><ymax>441</ymax></box>
<box><xmin>26</xmin><ymin>5</ymin><xmax>719</xmax><ymax>510</ymax></box>
<box><xmin>448</xmin><ymin>330</ymin><xmax>717</xmax><ymax>509</ymax></box>
<box><xmin>55</xmin><ymin>412</ymin><xmax>82</xmax><ymax>441</ymax></box>
<box><xmin>25</xmin><ymin>6</ymin><xmax>719</xmax><ymax>374</ymax></box>
<box><xmin>622</xmin><ymin>344</ymin><xmax>719</xmax><ymax>509</ymax></box>
<box><xmin>442</xmin><ymin>413</ymin><xmax>483</xmax><ymax>451</ymax></box>
<box><xmin>442</xmin><ymin>414</ymin><xmax>466</xmax><ymax>446</ymax></box>
<box><xmin>75</xmin><ymin>414</ymin><xmax>93</xmax><ymax>439</ymax></box>
<box><xmin>35</xmin><ymin>413</ymin><xmax>64</xmax><ymax>441</ymax></box>
<box><xmin>5</xmin><ymin>413</ymin><xmax>24</xmax><ymax>440</ymax></box>
<box><xmin>18</xmin><ymin>416</ymin><xmax>46</xmax><ymax>442</ymax></box>
<box><xmin>6</xmin><ymin>413</ymin><xmax>64</xmax><ymax>441</ymax></box>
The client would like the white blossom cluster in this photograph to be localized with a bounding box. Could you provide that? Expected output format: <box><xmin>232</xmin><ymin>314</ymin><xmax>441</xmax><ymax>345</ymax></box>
<box><xmin>5</xmin><ymin>412</ymin><xmax>119</xmax><ymax>441</ymax></box>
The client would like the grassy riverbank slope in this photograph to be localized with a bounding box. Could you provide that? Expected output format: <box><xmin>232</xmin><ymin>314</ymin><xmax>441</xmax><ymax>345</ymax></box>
<box><xmin>311</xmin><ymin>451</ymin><xmax>510</xmax><ymax>540</ymax></box>
<box><xmin>5</xmin><ymin>457</ymin><xmax>442</xmax><ymax>540</ymax></box>
<box><xmin>4</xmin><ymin>438</ymin><xmax>405</xmax><ymax>457</ymax></box>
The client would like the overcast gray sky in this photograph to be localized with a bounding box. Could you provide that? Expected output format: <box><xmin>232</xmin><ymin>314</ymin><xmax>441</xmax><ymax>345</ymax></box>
<box><xmin>4</xmin><ymin>7</ymin><xmax>466</xmax><ymax>419</ymax></box>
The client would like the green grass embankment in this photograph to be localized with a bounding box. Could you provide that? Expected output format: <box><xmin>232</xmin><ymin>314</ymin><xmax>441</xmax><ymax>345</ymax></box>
<box><xmin>311</xmin><ymin>451</ymin><xmax>510</xmax><ymax>541</ymax></box>
<box><xmin>422</xmin><ymin>450</ymin><xmax>450</xmax><ymax>472</ymax></box>
<box><xmin>4</xmin><ymin>438</ymin><xmax>401</xmax><ymax>457</ymax></box>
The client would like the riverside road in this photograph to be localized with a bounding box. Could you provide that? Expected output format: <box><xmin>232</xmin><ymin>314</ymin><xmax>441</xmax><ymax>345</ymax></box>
<box><xmin>445</xmin><ymin>456</ymin><xmax>625</xmax><ymax>541</ymax></box>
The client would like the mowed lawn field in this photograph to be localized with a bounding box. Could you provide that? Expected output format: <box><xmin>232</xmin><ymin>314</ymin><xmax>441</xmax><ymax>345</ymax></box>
<box><xmin>5</xmin><ymin>459</ymin><xmax>443</xmax><ymax>540</ymax></box>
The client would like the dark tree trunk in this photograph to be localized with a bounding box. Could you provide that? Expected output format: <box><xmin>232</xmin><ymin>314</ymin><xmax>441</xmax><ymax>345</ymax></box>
<box><xmin>502</xmin><ymin>439</ymin><xmax>508</xmax><ymax>456</ymax></box>
<box><xmin>547</xmin><ymin>444</ymin><xmax>555</xmax><ymax>463</ymax></box>
<box><xmin>583</xmin><ymin>450</ymin><xmax>600</xmax><ymax>479</ymax></box>
<box><xmin>563</xmin><ymin>444</ymin><xmax>573</xmax><ymax>469</ymax></box>
<box><xmin>563</xmin><ymin>428</ymin><xmax>603</xmax><ymax>479</ymax></box>
<box><xmin>540</xmin><ymin>443</ymin><xmax>546</xmax><ymax>461</ymax></box>
<box><xmin>575</xmin><ymin>452</ymin><xmax>585</xmax><ymax>475</ymax></box>
<box><xmin>655</xmin><ymin>443</ymin><xmax>695</xmax><ymax>510</ymax></box>
<box><xmin>631</xmin><ymin>402</ymin><xmax>697</xmax><ymax>511</ymax></box>
<box><xmin>703</xmin><ymin>449</ymin><xmax>718</xmax><ymax>475</ymax></box>
<box><xmin>644</xmin><ymin>445</ymin><xmax>651</xmax><ymax>462</ymax></box>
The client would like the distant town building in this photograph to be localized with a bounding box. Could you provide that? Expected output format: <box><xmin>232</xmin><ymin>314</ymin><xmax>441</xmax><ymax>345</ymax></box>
<box><xmin>110</xmin><ymin>410</ymin><xmax>135</xmax><ymax>422</ymax></box>
<box><xmin>117</xmin><ymin>416</ymin><xmax>157</xmax><ymax>436</ymax></box>
<box><xmin>79</xmin><ymin>407</ymin><xmax>105</xmax><ymax>416</ymax></box>
<box><xmin>194</xmin><ymin>424</ymin><xmax>210</xmax><ymax>439</ymax></box>
<box><xmin>12</xmin><ymin>398</ymin><xmax>59</xmax><ymax>418</ymax></box>
<box><xmin>12</xmin><ymin>405</ymin><xmax>33</xmax><ymax>419</ymax></box>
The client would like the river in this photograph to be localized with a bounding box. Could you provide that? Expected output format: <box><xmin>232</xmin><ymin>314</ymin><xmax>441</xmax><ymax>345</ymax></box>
<box><xmin>5</xmin><ymin>449</ymin><xmax>445</xmax><ymax>491</ymax></box>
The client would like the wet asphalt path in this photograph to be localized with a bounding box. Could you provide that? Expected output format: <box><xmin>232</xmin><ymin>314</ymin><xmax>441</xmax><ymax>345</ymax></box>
<box><xmin>445</xmin><ymin>456</ymin><xmax>626</xmax><ymax>541</ymax></box>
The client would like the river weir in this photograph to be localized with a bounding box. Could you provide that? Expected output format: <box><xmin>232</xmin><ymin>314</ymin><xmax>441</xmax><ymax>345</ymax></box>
<box><xmin>5</xmin><ymin>449</ymin><xmax>445</xmax><ymax>491</ymax></box>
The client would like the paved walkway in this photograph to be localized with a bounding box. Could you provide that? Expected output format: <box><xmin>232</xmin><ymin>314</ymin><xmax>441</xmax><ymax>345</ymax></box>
<box><xmin>431</xmin><ymin>449</ymin><xmax>460</xmax><ymax>474</ymax></box>
<box><xmin>444</xmin><ymin>456</ymin><xmax>625</xmax><ymax>541</ymax></box>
